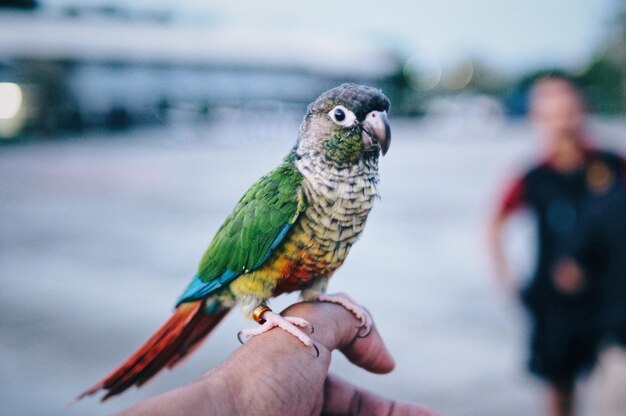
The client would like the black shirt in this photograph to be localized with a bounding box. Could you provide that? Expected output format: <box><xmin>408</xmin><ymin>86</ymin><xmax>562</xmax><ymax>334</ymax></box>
<box><xmin>501</xmin><ymin>150</ymin><xmax>625</xmax><ymax>311</ymax></box>
<box><xmin>572</xmin><ymin>185</ymin><xmax>626</xmax><ymax>344</ymax></box>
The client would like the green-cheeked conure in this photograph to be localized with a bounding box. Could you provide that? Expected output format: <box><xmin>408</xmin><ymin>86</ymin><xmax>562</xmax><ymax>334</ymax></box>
<box><xmin>78</xmin><ymin>83</ymin><xmax>391</xmax><ymax>401</ymax></box>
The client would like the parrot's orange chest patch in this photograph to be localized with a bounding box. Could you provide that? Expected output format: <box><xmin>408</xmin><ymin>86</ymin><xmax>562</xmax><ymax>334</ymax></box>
<box><xmin>271</xmin><ymin>239</ymin><xmax>344</xmax><ymax>295</ymax></box>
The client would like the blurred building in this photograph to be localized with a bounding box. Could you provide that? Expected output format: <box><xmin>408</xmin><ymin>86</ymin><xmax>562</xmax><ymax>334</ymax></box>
<box><xmin>0</xmin><ymin>5</ymin><xmax>403</xmax><ymax>139</ymax></box>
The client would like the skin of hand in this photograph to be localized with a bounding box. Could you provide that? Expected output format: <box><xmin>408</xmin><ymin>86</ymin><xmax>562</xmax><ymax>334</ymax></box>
<box><xmin>116</xmin><ymin>301</ymin><xmax>437</xmax><ymax>416</ymax></box>
<box><xmin>552</xmin><ymin>259</ymin><xmax>585</xmax><ymax>294</ymax></box>
<box><xmin>488</xmin><ymin>213</ymin><xmax>519</xmax><ymax>297</ymax></box>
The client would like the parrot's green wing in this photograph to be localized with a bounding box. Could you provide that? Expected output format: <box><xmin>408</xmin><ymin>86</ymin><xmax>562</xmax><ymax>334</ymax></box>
<box><xmin>176</xmin><ymin>160</ymin><xmax>305</xmax><ymax>306</ymax></box>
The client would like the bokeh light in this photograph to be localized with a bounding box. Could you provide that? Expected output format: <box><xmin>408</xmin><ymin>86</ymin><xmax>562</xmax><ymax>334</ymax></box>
<box><xmin>443</xmin><ymin>60</ymin><xmax>474</xmax><ymax>90</ymax></box>
<box><xmin>0</xmin><ymin>82</ymin><xmax>23</xmax><ymax>120</ymax></box>
<box><xmin>403</xmin><ymin>53</ymin><xmax>442</xmax><ymax>91</ymax></box>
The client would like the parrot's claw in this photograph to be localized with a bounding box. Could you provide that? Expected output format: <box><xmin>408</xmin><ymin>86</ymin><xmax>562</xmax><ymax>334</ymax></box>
<box><xmin>238</xmin><ymin>308</ymin><xmax>318</xmax><ymax>357</ymax></box>
<box><xmin>355</xmin><ymin>306</ymin><xmax>374</xmax><ymax>338</ymax></box>
<box><xmin>313</xmin><ymin>293</ymin><xmax>373</xmax><ymax>338</ymax></box>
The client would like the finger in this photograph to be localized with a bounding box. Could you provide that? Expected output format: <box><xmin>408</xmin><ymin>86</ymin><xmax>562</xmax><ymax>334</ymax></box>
<box><xmin>323</xmin><ymin>374</ymin><xmax>438</xmax><ymax>416</ymax></box>
<box><xmin>282</xmin><ymin>302</ymin><xmax>395</xmax><ymax>374</ymax></box>
<box><xmin>340</xmin><ymin>320</ymin><xmax>395</xmax><ymax>374</ymax></box>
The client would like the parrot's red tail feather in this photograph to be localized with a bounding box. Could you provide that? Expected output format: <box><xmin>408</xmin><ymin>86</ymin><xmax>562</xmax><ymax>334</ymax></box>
<box><xmin>77</xmin><ymin>300</ymin><xmax>229</xmax><ymax>401</ymax></box>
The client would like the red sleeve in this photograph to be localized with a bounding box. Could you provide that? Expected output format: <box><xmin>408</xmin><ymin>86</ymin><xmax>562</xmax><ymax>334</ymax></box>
<box><xmin>497</xmin><ymin>176</ymin><xmax>526</xmax><ymax>217</ymax></box>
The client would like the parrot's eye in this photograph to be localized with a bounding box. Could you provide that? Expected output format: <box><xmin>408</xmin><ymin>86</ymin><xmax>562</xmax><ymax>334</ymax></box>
<box><xmin>328</xmin><ymin>105</ymin><xmax>356</xmax><ymax>127</ymax></box>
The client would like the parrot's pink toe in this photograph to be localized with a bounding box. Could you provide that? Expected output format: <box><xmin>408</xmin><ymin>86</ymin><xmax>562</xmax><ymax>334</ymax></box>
<box><xmin>238</xmin><ymin>310</ymin><xmax>318</xmax><ymax>355</ymax></box>
<box><xmin>313</xmin><ymin>293</ymin><xmax>373</xmax><ymax>337</ymax></box>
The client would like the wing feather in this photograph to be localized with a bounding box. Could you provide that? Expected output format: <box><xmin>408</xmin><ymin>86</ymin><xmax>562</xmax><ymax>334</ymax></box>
<box><xmin>176</xmin><ymin>161</ymin><xmax>305</xmax><ymax>306</ymax></box>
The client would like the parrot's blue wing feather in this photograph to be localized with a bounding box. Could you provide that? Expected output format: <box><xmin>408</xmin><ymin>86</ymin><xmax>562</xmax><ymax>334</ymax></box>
<box><xmin>176</xmin><ymin>269</ymin><xmax>238</xmax><ymax>306</ymax></box>
<box><xmin>175</xmin><ymin>224</ymin><xmax>292</xmax><ymax>306</ymax></box>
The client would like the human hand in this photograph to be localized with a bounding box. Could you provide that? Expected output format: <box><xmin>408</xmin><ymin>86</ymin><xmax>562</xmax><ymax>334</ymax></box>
<box><xmin>116</xmin><ymin>301</ymin><xmax>437</xmax><ymax>416</ymax></box>
<box><xmin>552</xmin><ymin>259</ymin><xmax>585</xmax><ymax>294</ymax></box>
<box><xmin>488</xmin><ymin>216</ymin><xmax>522</xmax><ymax>301</ymax></box>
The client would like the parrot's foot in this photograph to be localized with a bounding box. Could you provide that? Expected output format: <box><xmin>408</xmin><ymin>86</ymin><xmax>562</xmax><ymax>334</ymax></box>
<box><xmin>237</xmin><ymin>306</ymin><xmax>318</xmax><ymax>357</ymax></box>
<box><xmin>313</xmin><ymin>293</ymin><xmax>373</xmax><ymax>338</ymax></box>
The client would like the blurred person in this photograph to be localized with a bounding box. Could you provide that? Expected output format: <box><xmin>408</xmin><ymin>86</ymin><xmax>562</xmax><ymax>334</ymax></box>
<box><xmin>488</xmin><ymin>73</ymin><xmax>625</xmax><ymax>416</ymax></box>
<box><xmin>111</xmin><ymin>302</ymin><xmax>437</xmax><ymax>416</ymax></box>
<box><xmin>554</xmin><ymin>183</ymin><xmax>626</xmax><ymax>416</ymax></box>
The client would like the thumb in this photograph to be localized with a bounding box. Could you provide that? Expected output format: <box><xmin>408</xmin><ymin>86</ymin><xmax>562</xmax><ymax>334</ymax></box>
<box><xmin>339</xmin><ymin>321</ymin><xmax>395</xmax><ymax>374</ymax></box>
<box><xmin>283</xmin><ymin>301</ymin><xmax>395</xmax><ymax>374</ymax></box>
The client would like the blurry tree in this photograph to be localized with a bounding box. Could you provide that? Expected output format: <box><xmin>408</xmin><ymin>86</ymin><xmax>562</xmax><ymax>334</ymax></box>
<box><xmin>386</xmin><ymin>62</ymin><xmax>426</xmax><ymax>117</ymax></box>
<box><xmin>576</xmin><ymin>4</ymin><xmax>625</xmax><ymax>114</ymax></box>
<box><xmin>465</xmin><ymin>59</ymin><xmax>510</xmax><ymax>95</ymax></box>
<box><xmin>17</xmin><ymin>59</ymin><xmax>82</xmax><ymax>136</ymax></box>
<box><xmin>578</xmin><ymin>58</ymin><xmax>623</xmax><ymax>114</ymax></box>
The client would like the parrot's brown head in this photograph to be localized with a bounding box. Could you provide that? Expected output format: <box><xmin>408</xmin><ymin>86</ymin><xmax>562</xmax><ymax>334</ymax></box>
<box><xmin>296</xmin><ymin>83</ymin><xmax>391</xmax><ymax>166</ymax></box>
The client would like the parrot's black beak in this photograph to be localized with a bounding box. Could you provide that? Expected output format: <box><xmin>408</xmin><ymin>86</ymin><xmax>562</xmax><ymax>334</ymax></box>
<box><xmin>362</xmin><ymin>110</ymin><xmax>391</xmax><ymax>156</ymax></box>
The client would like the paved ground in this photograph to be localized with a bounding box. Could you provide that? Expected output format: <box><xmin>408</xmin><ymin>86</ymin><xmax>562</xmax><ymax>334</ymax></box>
<box><xmin>1</xmin><ymin>117</ymin><xmax>624</xmax><ymax>415</ymax></box>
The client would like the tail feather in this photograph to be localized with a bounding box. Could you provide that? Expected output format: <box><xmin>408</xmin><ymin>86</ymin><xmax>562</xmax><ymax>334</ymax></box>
<box><xmin>165</xmin><ymin>310</ymin><xmax>228</xmax><ymax>370</ymax></box>
<box><xmin>77</xmin><ymin>300</ymin><xmax>229</xmax><ymax>401</ymax></box>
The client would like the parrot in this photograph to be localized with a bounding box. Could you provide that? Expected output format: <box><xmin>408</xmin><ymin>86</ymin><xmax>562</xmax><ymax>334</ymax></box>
<box><xmin>78</xmin><ymin>83</ymin><xmax>391</xmax><ymax>401</ymax></box>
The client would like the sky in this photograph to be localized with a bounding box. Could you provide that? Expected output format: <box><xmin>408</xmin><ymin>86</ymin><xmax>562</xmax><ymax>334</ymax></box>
<box><xmin>43</xmin><ymin>0</ymin><xmax>620</xmax><ymax>75</ymax></box>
